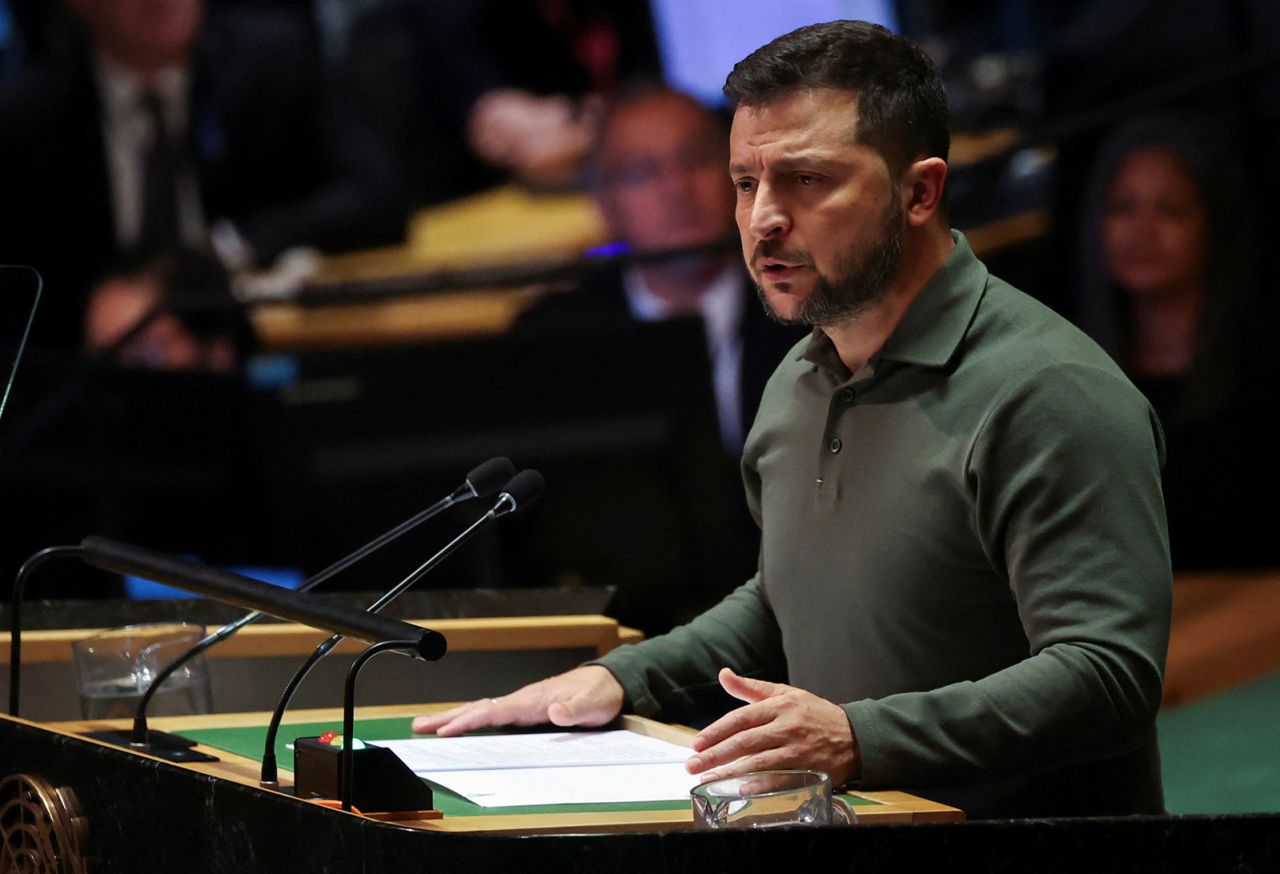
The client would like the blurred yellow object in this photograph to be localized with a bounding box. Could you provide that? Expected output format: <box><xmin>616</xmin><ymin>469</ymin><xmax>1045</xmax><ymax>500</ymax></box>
<box><xmin>252</xmin><ymin>186</ymin><xmax>608</xmax><ymax>347</ymax></box>
<box><xmin>312</xmin><ymin>186</ymin><xmax>608</xmax><ymax>285</ymax></box>
<box><xmin>252</xmin><ymin>285</ymin><xmax>542</xmax><ymax>349</ymax></box>
<box><xmin>406</xmin><ymin>185</ymin><xmax>608</xmax><ymax>264</ymax></box>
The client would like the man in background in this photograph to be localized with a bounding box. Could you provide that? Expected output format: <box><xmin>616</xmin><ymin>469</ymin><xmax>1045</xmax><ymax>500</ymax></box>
<box><xmin>513</xmin><ymin>85</ymin><xmax>803</xmax><ymax>633</ymax></box>
<box><xmin>0</xmin><ymin>0</ymin><xmax>404</xmax><ymax>352</ymax></box>
<box><xmin>518</xmin><ymin>84</ymin><xmax>804</xmax><ymax>456</ymax></box>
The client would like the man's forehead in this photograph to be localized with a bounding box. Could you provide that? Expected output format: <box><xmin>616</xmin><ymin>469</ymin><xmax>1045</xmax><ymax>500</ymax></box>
<box><xmin>730</xmin><ymin>88</ymin><xmax>861</xmax><ymax>141</ymax></box>
<box><xmin>728</xmin><ymin>91</ymin><xmax>873</xmax><ymax>175</ymax></box>
<box><xmin>603</xmin><ymin>98</ymin><xmax>718</xmax><ymax>159</ymax></box>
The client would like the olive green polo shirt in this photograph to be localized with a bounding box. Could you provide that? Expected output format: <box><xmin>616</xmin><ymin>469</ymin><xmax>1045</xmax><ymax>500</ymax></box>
<box><xmin>597</xmin><ymin>232</ymin><xmax>1171</xmax><ymax>817</ymax></box>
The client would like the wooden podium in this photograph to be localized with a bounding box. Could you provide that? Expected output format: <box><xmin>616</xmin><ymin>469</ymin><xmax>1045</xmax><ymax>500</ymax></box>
<box><xmin>5</xmin><ymin>606</ymin><xmax>1280</xmax><ymax>871</ymax></box>
<box><xmin>5</xmin><ymin>708</ymin><xmax>1279</xmax><ymax>874</ymax></box>
<box><xmin>2</xmin><ymin>612</ymin><xmax>962</xmax><ymax>871</ymax></box>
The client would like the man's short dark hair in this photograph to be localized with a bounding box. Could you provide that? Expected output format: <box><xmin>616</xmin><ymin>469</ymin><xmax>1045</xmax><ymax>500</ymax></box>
<box><xmin>723</xmin><ymin>20</ymin><xmax>949</xmax><ymax>176</ymax></box>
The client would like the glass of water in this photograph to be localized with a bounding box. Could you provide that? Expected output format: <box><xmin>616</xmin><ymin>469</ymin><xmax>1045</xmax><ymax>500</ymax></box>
<box><xmin>71</xmin><ymin>622</ymin><xmax>213</xmax><ymax>720</ymax></box>
<box><xmin>691</xmin><ymin>770</ymin><xmax>857</xmax><ymax>829</ymax></box>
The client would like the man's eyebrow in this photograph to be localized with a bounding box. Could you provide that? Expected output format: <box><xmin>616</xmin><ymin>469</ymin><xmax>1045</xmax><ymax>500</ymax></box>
<box><xmin>771</xmin><ymin>152</ymin><xmax>847</xmax><ymax>170</ymax></box>
<box><xmin>729</xmin><ymin>152</ymin><xmax>850</xmax><ymax>176</ymax></box>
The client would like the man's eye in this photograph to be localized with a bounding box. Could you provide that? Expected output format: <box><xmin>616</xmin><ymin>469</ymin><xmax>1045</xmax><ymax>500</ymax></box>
<box><xmin>735</xmin><ymin>179</ymin><xmax>755</xmax><ymax>194</ymax></box>
<box><xmin>797</xmin><ymin>174</ymin><xmax>816</xmax><ymax>185</ymax></box>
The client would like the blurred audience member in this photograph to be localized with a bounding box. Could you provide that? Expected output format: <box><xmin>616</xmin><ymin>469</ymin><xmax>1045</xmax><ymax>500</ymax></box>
<box><xmin>1041</xmin><ymin>0</ymin><xmax>1280</xmax><ymax>313</ymax></box>
<box><xmin>1075</xmin><ymin>114</ymin><xmax>1277</xmax><ymax>570</ymax></box>
<box><xmin>346</xmin><ymin>0</ymin><xmax>658</xmax><ymax>204</ymax></box>
<box><xmin>514</xmin><ymin>85</ymin><xmax>803</xmax><ymax>633</ymax></box>
<box><xmin>518</xmin><ymin>84</ymin><xmax>805</xmax><ymax>455</ymax></box>
<box><xmin>0</xmin><ymin>0</ymin><xmax>406</xmax><ymax>352</ymax></box>
<box><xmin>84</xmin><ymin>250</ymin><xmax>255</xmax><ymax>373</ymax></box>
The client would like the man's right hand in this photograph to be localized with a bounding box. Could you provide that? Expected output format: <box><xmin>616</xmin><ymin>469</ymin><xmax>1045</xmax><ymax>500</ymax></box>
<box><xmin>410</xmin><ymin>665</ymin><xmax>626</xmax><ymax>737</ymax></box>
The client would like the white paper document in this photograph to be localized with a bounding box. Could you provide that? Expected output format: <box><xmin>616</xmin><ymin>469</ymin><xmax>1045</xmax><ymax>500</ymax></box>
<box><xmin>376</xmin><ymin>730</ymin><xmax>700</xmax><ymax>807</ymax></box>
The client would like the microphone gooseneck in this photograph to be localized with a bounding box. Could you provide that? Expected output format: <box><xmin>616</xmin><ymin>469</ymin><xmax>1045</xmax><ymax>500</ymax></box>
<box><xmin>128</xmin><ymin>458</ymin><xmax>512</xmax><ymax>745</ymax></box>
<box><xmin>258</xmin><ymin>470</ymin><xmax>544</xmax><ymax>787</ymax></box>
<box><xmin>8</xmin><ymin>545</ymin><xmax>84</xmax><ymax>717</ymax></box>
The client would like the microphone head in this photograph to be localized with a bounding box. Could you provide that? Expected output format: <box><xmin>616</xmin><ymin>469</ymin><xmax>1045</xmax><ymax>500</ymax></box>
<box><xmin>464</xmin><ymin>457</ymin><xmax>517</xmax><ymax>499</ymax></box>
<box><xmin>495</xmin><ymin>469</ymin><xmax>545</xmax><ymax>515</ymax></box>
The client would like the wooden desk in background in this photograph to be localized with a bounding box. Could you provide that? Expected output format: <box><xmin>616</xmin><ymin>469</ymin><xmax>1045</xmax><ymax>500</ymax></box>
<box><xmin>1163</xmin><ymin>569</ymin><xmax>1280</xmax><ymax>708</ymax></box>
<box><xmin>2</xmin><ymin>614</ymin><xmax>638</xmax><ymax>666</ymax></box>
<box><xmin>250</xmin><ymin>185</ymin><xmax>608</xmax><ymax>348</ymax></box>
<box><xmin>1</xmin><ymin>615</ymin><xmax>644</xmax><ymax>722</ymax></box>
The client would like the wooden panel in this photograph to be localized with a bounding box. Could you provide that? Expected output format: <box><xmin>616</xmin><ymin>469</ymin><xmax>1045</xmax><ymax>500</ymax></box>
<box><xmin>1164</xmin><ymin>569</ymin><xmax>1280</xmax><ymax>708</ymax></box>
<box><xmin>0</xmin><ymin>615</ymin><xmax>632</xmax><ymax>665</ymax></box>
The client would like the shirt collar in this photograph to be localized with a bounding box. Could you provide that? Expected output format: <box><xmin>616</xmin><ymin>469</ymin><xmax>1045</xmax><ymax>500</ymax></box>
<box><xmin>93</xmin><ymin>51</ymin><xmax>189</xmax><ymax>121</ymax></box>
<box><xmin>623</xmin><ymin>262</ymin><xmax>744</xmax><ymax>337</ymax></box>
<box><xmin>879</xmin><ymin>230</ymin><xmax>986</xmax><ymax>368</ymax></box>
<box><xmin>800</xmin><ymin>230</ymin><xmax>986</xmax><ymax>378</ymax></box>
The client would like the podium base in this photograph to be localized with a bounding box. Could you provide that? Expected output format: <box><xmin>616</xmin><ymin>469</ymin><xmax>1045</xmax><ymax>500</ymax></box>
<box><xmin>82</xmin><ymin>729</ymin><xmax>219</xmax><ymax>763</ymax></box>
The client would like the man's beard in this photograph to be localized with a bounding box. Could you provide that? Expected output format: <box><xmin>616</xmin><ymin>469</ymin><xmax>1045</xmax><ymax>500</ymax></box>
<box><xmin>752</xmin><ymin>195</ymin><xmax>904</xmax><ymax>327</ymax></box>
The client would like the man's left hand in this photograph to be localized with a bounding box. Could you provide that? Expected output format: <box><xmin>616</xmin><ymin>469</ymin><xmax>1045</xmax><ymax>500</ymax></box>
<box><xmin>685</xmin><ymin>668</ymin><xmax>859</xmax><ymax>785</ymax></box>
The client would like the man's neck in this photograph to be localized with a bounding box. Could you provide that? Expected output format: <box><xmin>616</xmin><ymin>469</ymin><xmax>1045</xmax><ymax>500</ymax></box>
<box><xmin>821</xmin><ymin>225</ymin><xmax>954</xmax><ymax>374</ymax></box>
<box><xmin>637</xmin><ymin>252</ymin><xmax>734</xmax><ymax>316</ymax></box>
<box><xmin>94</xmin><ymin>48</ymin><xmax>188</xmax><ymax>94</ymax></box>
<box><xmin>94</xmin><ymin>43</ymin><xmax>189</xmax><ymax>86</ymax></box>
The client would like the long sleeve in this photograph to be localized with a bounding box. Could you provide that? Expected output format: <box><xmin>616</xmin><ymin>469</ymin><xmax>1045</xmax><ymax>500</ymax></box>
<box><xmin>594</xmin><ymin>577</ymin><xmax>787</xmax><ymax>722</ymax></box>
<box><xmin>844</xmin><ymin>362</ymin><xmax>1171</xmax><ymax>790</ymax></box>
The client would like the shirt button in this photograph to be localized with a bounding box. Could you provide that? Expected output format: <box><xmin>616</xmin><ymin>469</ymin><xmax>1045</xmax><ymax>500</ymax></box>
<box><xmin>829</xmin><ymin>437</ymin><xmax>843</xmax><ymax>453</ymax></box>
<box><xmin>838</xmin><ymin>388</ymin><xmax>854</xmax><ymax>403</ymax></box>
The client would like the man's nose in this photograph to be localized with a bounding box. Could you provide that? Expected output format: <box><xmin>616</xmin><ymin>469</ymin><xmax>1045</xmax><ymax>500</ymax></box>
<box><xmin>747</xmin><ymin>184</ymin><xmax>788</xmax><ymax>241</ymax></box>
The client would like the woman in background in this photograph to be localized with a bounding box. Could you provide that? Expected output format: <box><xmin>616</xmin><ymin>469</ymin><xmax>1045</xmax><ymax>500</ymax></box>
<box><xmin>1076</xmin><ymin>113</ymin><xmax>1276</xmax><ymax>570</ymax></box>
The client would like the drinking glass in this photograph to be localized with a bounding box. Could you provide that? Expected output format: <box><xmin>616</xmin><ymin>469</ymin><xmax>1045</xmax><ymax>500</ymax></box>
<box><xmin>71</xmin><ymin>622</ymin><xmax>213</xmax><ymax>720</ymax></box>
<box><xmin>691</xmin><ymin>770</ymin><xmax>857</xmax><ymax>829</ymax></box>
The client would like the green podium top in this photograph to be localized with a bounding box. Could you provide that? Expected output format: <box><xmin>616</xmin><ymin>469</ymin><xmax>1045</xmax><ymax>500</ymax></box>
<box><xmin>184</xmin><ymin>717</ymin><xmax>875</xmax><ymax>817</ymax></box>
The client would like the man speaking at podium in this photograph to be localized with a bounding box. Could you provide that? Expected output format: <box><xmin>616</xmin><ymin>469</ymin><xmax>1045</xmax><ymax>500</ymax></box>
<box><xmin>415</xmin><ymin>21</ymin><xmax>1171</xmax><ymax>819</ymax></box>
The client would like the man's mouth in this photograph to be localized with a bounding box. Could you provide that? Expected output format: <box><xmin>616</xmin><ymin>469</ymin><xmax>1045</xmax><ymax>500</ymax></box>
<box><xmin>752</xmin><ymin>243</ymin><xmax>811</xmax><ymax>279</ymax></box>
<box><xmin>756</xmin><ymin>259</ymin><xmax>807</xmax><ymax>281</ymax></box>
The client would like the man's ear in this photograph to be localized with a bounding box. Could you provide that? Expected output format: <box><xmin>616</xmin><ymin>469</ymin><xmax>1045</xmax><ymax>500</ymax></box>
<box><xmin>901</xmin><ymin>157</ymin><xmax>947</xmax><ymax>227</ymax></box>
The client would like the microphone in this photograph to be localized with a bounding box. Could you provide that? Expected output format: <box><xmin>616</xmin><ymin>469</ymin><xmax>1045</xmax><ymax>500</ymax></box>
<box><xmin>362</xmin><ymin>469</ymin><xmax>544</xmax><ymax>614</ymax></box>
<box><xmin>258</xmin><ymin>469</ymin><xmax>545</xmax><ymax>786</ymax></box>
<box><xmin>122</xmin><ymin>458</ymin><xmax>513</xmax><ymax>748</ymax></box>
<box><xmin>286</xmin><ymin>455</ymin><xmax>514</xmax><ymax>592</ymax></box>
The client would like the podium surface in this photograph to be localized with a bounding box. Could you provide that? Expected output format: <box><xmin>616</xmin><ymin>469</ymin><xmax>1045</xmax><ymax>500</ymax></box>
<box><xmin>4</xmin><ymin>707</ymin><xmax>1279</xmax><ymax>872</ymax></box>
<box><xmin>78</xmin><ymin>703</ymin><xmax>962</xmax><ymax>833</ymax></box>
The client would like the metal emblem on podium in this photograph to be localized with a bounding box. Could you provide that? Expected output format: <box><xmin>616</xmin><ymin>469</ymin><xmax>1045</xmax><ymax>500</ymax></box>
<box><xmin>0</xmin><ymin>775</ymin><xmax>88</xmax><ymax>874</ymax></box>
